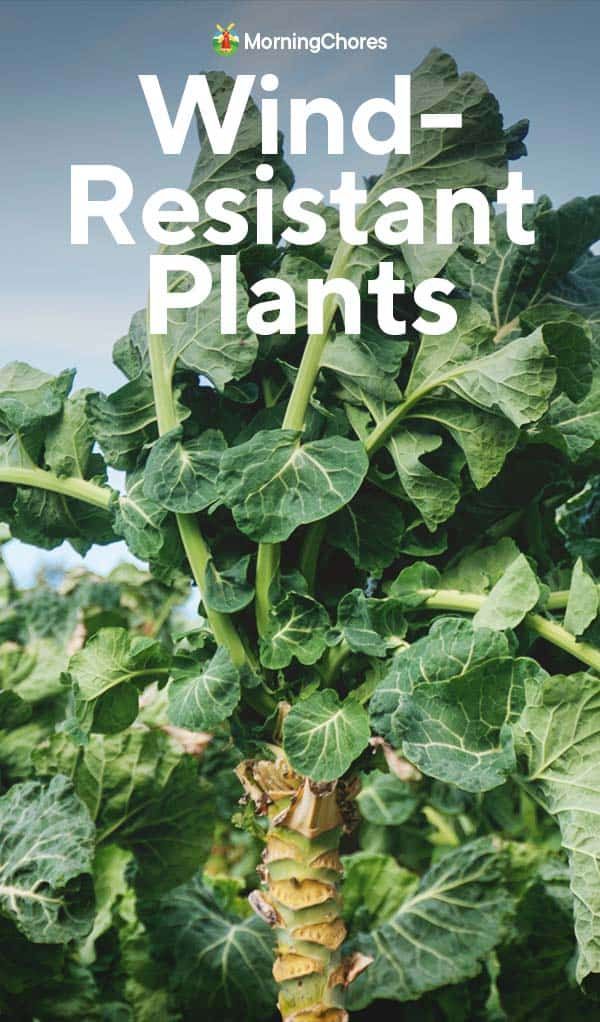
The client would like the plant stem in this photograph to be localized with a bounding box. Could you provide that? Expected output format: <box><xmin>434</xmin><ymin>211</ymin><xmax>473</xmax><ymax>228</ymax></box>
<box><xmin>299</xmin><ymin>520</ymin><xmax>327</xmax><ymax>592</ymax></box>
<box><xmin>241</xmin><ymin>756</ymin><xmax>355</xmax><ymax>1022</ymax></box>
<box><xmin>363</xmin><ymin>387</ymin><xmax>429</xmax><ymax>455</ymax></box>
<box><xmin>0</xmin><ymin>466</ymin><xmax>112</xmax><ymax>510</ymax></box>
<box><xmin>255</xmin><ymin>240</ymin><xmax>355</xmax><ymax>632</ymax></box>
<box><xmin>255</xmin><ymin>543</ymin><xmax>280</xmax><ymax>636</ymax></box>
<box><xmin>147</xmin><ymin>326</ymin><xmax>249</xmax><ymax>669</ymax></box>
<box><xmin>322</xmin><ymin>640</ymin><xmax>352</xmax><ymax>685</ymax></box>
<box><xmin>416</xmin><ymin>588</ymin><xmax>600</xmax><ymax>672</ymax></box>
<box><xmin>282</xmin><ymin>240</ymin><xmax>355</xmax><ymax>432</ymax></box>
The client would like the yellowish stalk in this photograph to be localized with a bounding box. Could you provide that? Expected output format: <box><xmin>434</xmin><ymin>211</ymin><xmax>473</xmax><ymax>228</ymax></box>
<box><xmin>238</xmin><ymin>755</ymin><xmax>371</xmax><ymax>1022</ymax></box>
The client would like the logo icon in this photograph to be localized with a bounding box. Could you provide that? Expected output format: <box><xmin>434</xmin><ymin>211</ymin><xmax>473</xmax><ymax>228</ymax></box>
<box><xmin>213</xmin><ymin>22</ymin><xmax>239</xmax><ymax>56</ymax></box>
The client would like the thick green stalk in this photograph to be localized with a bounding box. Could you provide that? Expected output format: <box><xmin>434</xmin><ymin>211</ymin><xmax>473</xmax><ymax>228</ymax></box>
<box><xmin>255</xmin><ymin>241</ymin><xmax>355</xmax><ymax>634</ymax></box>
<box><xmin>364</xmin><ymin>385</ymin><xmax>430</xmax><ymax>455</ymax></box>
<box><xmin>255</xmin><ymin>543</ymin><xmax>280</xmax><ymax>637</ymax></box>
<box><xmin>299</xmin><ymin>520</ymin><xmax>327</xmax><ymax>593</ymax></box>
<box><xmin>0</xmin><ymin>466</ymin><xmax>111</xmax><ymax>510</ymax></box>
<box><xmin>146</xmin><ymin>327</ymin><xmax>249</xmax><ymax>669</ymax></box>
<box><xmin>282</xmin><ymin>240</ymin><xmax>355</xmax><ymax>432</ymax></box>
<box><xmin>417</xmin><ymin>588</ymin><xmax>600</xmax><ymax>672</ymax></box>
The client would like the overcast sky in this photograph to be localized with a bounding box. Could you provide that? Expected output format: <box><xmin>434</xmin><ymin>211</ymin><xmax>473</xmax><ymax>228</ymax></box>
<box><xmin>1</xmin><ymin>0</ymin><xmax>599</xmax><ymax>584</ymax></box>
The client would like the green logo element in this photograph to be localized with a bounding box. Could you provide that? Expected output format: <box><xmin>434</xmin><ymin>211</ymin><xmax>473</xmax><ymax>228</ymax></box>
<box><xmin>213</xmin><ymin>22</ymin><xmax>239</xmax><ymax>56</ymax></box>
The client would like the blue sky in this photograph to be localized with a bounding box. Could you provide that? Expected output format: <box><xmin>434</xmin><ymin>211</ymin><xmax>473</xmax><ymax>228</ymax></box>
<box><xmin>1</xmin><ymin>0</ymin><xmax>599</xmax><ymax>584</ymax></box>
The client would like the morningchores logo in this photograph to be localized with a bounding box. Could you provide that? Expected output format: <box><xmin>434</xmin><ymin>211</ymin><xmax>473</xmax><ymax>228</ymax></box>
<box><xmin>213</xmin><ymin>26</ymin><xmax>388</xmax><ymax>55</ymax></box>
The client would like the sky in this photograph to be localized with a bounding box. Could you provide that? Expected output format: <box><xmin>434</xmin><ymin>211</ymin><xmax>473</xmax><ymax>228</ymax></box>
<box><xmin>1</xmin><ymin>0</ymin><xmax>599</xmax><ymax>585</ymax></box>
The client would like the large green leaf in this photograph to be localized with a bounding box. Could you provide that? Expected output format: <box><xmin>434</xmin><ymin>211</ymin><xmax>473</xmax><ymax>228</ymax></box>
<box><xmin>358</xmin><ymin>48</ymin><xmax>513</xmax><ymax>281</ymax></box>
<box><xmin>204</xmin><ymin>554</ymin><xmax>255</xmax><ymax>613</ymax></box>
<box><xmin>144</xmin><ymin>427</ymin><xmax>226</xmax><ymax>513</ymax></box>
<box><xmin>332</xmin><ymin>589</ymin><xmax>389</xmax><ymax>658</ymax></box>
<box><xmin>391</xmin><ymin>656</ymin><xmax>545</xmax><ymax>792</ymax></box>
<box><xmin>217</xmin><ymin>429</ymin><xmax>368</xmax><ymax>542</ymax></box>
<box><xmin>370</xmin><ymin>616</ymin><xmax>512</xmax><ymax>743</ymax></box>
<box><xmin>144</xmin><ymin>876</ymin><xmax>276</xmax><ymax>1022</ymax></box>
<box><xmin>86</xmin><ymin>375</ymin><xmax>158</xmax><ymax>471</ymax></box>
<box><xmin>161</xmin><ymin>259</ymin><xmax>258</xmax><ymax>390</ymax></box>
<box><xmin>112</xmin><ymin>472</ymin><xmax>185</xmax><ymax>576</ymax></box>
<box><xmin>0</xmin><ymin>775</ymin><xmax>95</xmax><ymax>943</ymax></box>
<box><xmin>167</xmin><ymin>646</ymin><xmax>241</xmax><ymax>731</ymax></box>
<box><xmin>342</xmin><ymin>851</ymin><xmax>418</xmax><ymax>935</ymax></box>
<box><xmin>385</xmin><ymin>427</ymin><xmax>461</xmax><ymax>529</ymax></box>
<box><xmin>518</xmin><ymin>672</ymin><xmax>600</xmax><ymax>988</ymax></box>
<box><xmin>260</xmin><ymin>589</ymin><xmax>329</xmax><ymax>669</ymax></box>
<box><xmin>168</xmin><ymin>70</ymin><xmax>293</xmax><ymax>258</ymax></box>
<box><xmin>412</xmin><ymin>398</ymin><xmax>519</xmax><ymax>490</ymax></box>
<box><xmin>407</xmin><ymin>305</ymin><xmax>556</xmax><ymax>428</ymax></box>
<box><xmin>357</xmin><ymin>769</ymin><xmax>419</xmax><ymax>825</ymax></box>
<box><xmin>44</xmin><ymin>389</ymin><xmax>98</xmax><ymax>479</ymax></box>
<box><xmin>348</xmin><ymin>838</ymin><xmax>512</xmax><ymax>1009</ymax></box>
<box><xmin>0</xmin><ymin>363</ymin><xmax>74</xmax><ymax>434</ymax></box>
<box><xmin>448</xmin><ymin>195</ymin><xmax>600</xmax><ymax>329</ymax></box>
<box><xmin>65</xmin><ymin>627</ymin><xmax>170</xmax><ymax>738</ymax></box>
<box><xmin>327</xmin><ymin>489</ymin><xmax>405</xmax><ymax>574</ymax></box>
<box><xmin>322</xmin><ymin>329</ymin><xmax>405</xmax><ymax>402</ymax></box>
<box><xmin>283</xmin><ymin>689</ymin><xmax>371</xmax><ymax>782</ymax></box>
<box><xmin>541</xmin><ymin>253</ymin><xmax>600</xmax><ymax>459</ymax></box>
<box><xmin>473</xmin><ymin>553</ymin><xmax>540</xmax><ymax>630</ymax></box>
<box><xmin>39</xmin><ymin>729</ymin><xmax>213</xmax><ymax>894</ymax></box>
<box><xmin>564</xmin><ymin>558</ymin><xmax>599</xmax><ymax>638</ymax></box>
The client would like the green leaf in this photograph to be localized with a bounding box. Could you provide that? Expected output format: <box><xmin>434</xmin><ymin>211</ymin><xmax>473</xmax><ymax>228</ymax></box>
<box><xmin>113</xmin><ymin>473</ymin><xmax>184</xmax><ymax>577</ymax></box>
<box><xmin>0</xmin><ymin>688</ymin><xmax>31</xmax><ymax>728</ymax></box>
<box><xmin>391</xmin><ymin>657</ymin><xmax>545</xmax><ymax>792</ymax></box>
<box><xmin>0</xmin><ymin>363</ymin><xmax>74</xmax><ymax>434</ymax></box>
<box><xmin>144</xmin><ymin>427</ymin><xmax>226</xmax><ymax>513</ymax></box>
<box><xmin>449</xmin><ymin>195</ymin><xmax>600</xmax><ymax>330</ymax></box>
<box><xmin>386</xmin><ymin>427</ymin><xmax>461</xmax><ymax>530</ymax></box>
<box><xmin>168</xmin><ymin>646</ymin><xmax>241</xmax><ymax>731</ymax></box>
<box><xmin>169</xmin><ymin>69</ymin><xmax>292</xmax><ymax>257</ymax></box>
<box><xmin>518</xmin><ymin>672</ymin><xmax>600</xmax><ymax>988</ymax></box>
<box><xmin>348</xmin><ymin>838</ymin><xmax>512</xmax><ymax>1009</ymax></box>
<box><xmin>66</xmin><ymin>627</ymin><xmax>169</xmax><ymax>737</ymax></box>
<box><xmin>0</xmin><ymin>775</ymin><xmax>95</xmax><ymax>942</ymax></box>
<box><xmin>473</xmin><ymin>553</ymin><xmax>540</xmax><ymax>630</ymax></box>
<box><xmin>357</xmin><ymin>770</ymin><xmax>419</xmax><ymax>825</ymax></box>
<box><xmin>143</xmin><ymin>875</ymin><xmax>276</xmax><ymax>1022</ymax></box>
<box><xmin>389</xmin><ymin>562</ymin><xmax>441</xmax><ymax>606</ymax></box>
<box><xmin>413</xmin><ymin>398</ymin><xmax>519</xmax><ymax>490</ymax></box>
<box><xmin>327</xmin><ymin>489</ymin><xmax>405</xmax><ymax>574</ymax></box>
<box><xmin>370</xmin><ymin>616</ymin><xmax>511</xmax><ymax>742</ymax></box>
<box><xmin>160</xmin><ymin>258</ymin><xmax>258</xmax><ymax>391</ymax></box>
<box><xmin>45</xmin><ymin>389</ymin><xmax>98</xmax><ymax>479</ymax></box>
<box><xmin>359</xmin><ymin>48</ymin><xmax>512</xmax><ymax>281</ymax></box>
<box><xmin>540</xmin><ymin>253</ymin><xmax>600</xmax><ymax>460</ymax></box>
<box><xmin>342</xmin><ymin>851</ymin><xmax>418</xmax><ymax>935</ymax></box>
<box><xmin>80</xmin><ymin>844</ymin><xmax>132</xmax><ymax>965</ymax></box>
<box><xmin>564</xmin><ymin>558</ymin><xmax>599</xmax><ymax>637</ymax></box>
<box><xmin>333</xmin><ymin>589</ymin><xmax>388</xmax><ymax>658</ymax></box>
<box><xmin>521</xmin><ymin>306</ymin><xmax>592</xmax><ymax>402</ymax></box>
<box><xmin>440</xmin><ymin>537</ymin><xmax>520</xmax><ymax>594</ymax></box>
<box><xmin>283</xmin><ymin>689</ymin><xmax>370</xmax><ymax>782</ymax></box>
<box><xmin>86</xmin><ymin>375</ymin><xmax>158</xmax><ymax>471</ymax></box>
<box><xmin>217</xmin><ymin>429</ymin><xmax>368</xmax><ymax>542</ymax></box>
<box><xmin>260</xmin><ymin>589</ymin><xmax>329</xmax><ymax>669</ymax></box>
<box><xmin>322</xmin><ymin>330</ymin><xmax>405</xmax><ymax>402</ymax></box>
<box><xmin>411</xmin><ymin>323</ymin><xmax>555</xmax><ymax>431</ymax></box>
<box><xmin>49</xmin><ymin>729</ymin><xmax>214</xmax><ymax>894</ymax></box>
<box><xmin>204</xmin><ymin>554</ymin><xmax>255</xmax><ymax>613</ymax></box>
<box><xmin>556</xmin><ymin>478</ymin><xmax>600</xmax><ymax>563</ymax></box>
